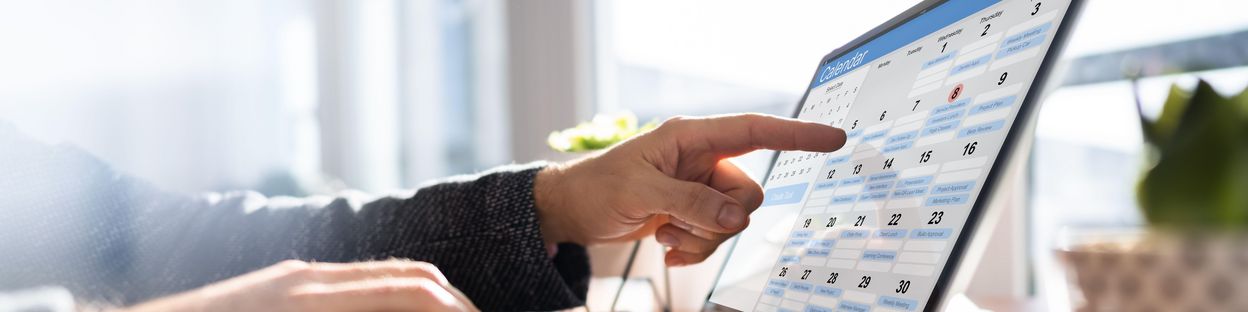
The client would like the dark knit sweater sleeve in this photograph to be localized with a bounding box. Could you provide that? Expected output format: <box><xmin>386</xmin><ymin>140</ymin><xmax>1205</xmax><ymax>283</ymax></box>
<box><xmin>314</xmin><ymin>165</ymin><xmax>593</xmax><ymax>311</ymax></box>
<box><xmin>137</xmin><ymin>165</ymin><xmax>592</xmax><ymax>311</ymax></box>
<box><xmin>0</xmin><ymin>122</ymin><xmax>590</xmax><ymax>311</ymax></box>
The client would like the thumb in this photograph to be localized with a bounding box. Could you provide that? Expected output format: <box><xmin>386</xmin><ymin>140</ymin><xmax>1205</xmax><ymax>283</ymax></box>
<box><xmin>646</xmin><ymin>174</ymin><xmax>749</xmax><ymax>233</ymax></box>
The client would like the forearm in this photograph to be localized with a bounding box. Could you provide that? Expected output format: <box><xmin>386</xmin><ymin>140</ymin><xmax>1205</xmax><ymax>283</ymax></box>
<box><xmin>128</xmin><ymin>163</ymin><xmax>590</xmax><ymax>310</ymax></box>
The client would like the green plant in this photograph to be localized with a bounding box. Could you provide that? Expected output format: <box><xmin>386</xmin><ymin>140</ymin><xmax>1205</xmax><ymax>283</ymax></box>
<box><xmin>1136</xmin><ymin>79</ymin><xmax>1248</xmax><ymax>229</ymax></box>
<box><xmin>546</xmin><ymin>111</ymin><xmax>658</xmax><ymax>152</ymax></box>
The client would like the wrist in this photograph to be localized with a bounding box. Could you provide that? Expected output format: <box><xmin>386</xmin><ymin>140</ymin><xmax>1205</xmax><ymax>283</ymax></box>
<box><xmin>533</xmin><ymin>164</ymin><xmax>575</xmax><ymax>246</ymax></box>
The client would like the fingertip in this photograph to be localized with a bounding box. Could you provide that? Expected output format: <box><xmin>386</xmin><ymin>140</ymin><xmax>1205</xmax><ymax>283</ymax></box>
<box><xmin>655</xmin><ymin>229</ymin><xmax>681</xmax><ymax>248</ymax></box>
<box><xmin>807</xmin><ymin>123</ymin><xmax>847</xmax><ymax>152</ymax></box>
<box><xmin>829</xmin><ymin>126</ymin><xmax>848</xmax><ymax>151</ymax></box>
<box><xmin>791</xmin><ymin>121</ymin><xmax>849</xmax><ymax>153</ymax></box>
<box><xmin>665</xmin><ymin>252</ymin><xmax>686</xmax><ymax>267</ymax></box>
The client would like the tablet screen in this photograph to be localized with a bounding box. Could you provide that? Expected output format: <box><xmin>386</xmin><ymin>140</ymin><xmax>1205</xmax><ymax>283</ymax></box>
<box><xmin>708</xmin><ymin>0</ymin><xmax>1073</xmax><ymax>311</ymax></box>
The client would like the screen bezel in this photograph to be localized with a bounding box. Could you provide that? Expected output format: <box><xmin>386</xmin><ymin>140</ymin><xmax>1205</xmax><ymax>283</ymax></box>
<box><xmin>703</xmin><ymin>0</ymin><xmax>1085</xmax><ymax>310</ymax></box>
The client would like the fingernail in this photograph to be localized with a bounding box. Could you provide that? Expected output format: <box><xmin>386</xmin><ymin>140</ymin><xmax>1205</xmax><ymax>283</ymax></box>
<box><xmin>717</xmin><ymin>205</ymin><xmax>744</xmax><ymax>229</ymax></box>
<box><xmin>656</xmin><ymin>231</ymin><xmax>681</xmax><ymax>247</ymax></box>
<box><xmin>666</xmin><ymin>255</ymin><xmax>686</xmax><ymax>267</ymax></box>
<box><xmin>670</xmin><ymin>218</ymin><xmax>693</xmax><ymax>231</ymax></box>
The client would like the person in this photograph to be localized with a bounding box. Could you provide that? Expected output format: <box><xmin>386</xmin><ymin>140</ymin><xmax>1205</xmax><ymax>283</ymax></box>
<box><xmin>0</xmin><ymin>114</ymin><xmax>846</xmax><ymax>311</ymax></box>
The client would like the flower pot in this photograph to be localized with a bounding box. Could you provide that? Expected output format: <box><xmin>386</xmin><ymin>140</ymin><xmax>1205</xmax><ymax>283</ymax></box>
<box><xmin>1057</xmin><ymin>231</ymin><xmax>1248</xmax><ymax>311</ymax></box>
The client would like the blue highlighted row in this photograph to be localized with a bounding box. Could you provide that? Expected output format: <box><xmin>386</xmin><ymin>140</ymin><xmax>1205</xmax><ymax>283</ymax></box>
<box><xmin>932</xmin><ymin>180</ymin><xmax>976</xmax><ymax>194</ymax></box>
<box><xmin>859</xmin><ymin>191</ymin><xmax>888</xmax><ymax>202</ymax></box>
<box><xmin>926</xmin><ymin>193</ymin><xmax>969</xmax><ymax>206</ymax></box>
<box><xmin>762</xmin><ymin>183</ymin><xmax>808</xmax><ymax>206</ymax></box>
<box><xmin>926</xmin><ymin>110</ymin><xmax>964</xmax><ymax>126</ymax></box>
<box><xmin>865</xmin><ymin>180</ymin><xmax>895</xmax><ymax>192</ymax></box>
<box><xmin>789</xmin><ymin>238</ymin><xmax>839</xmax><ymax>249</ymax></box>
<box><xmin>845</xmin><ymin>129</ymin><xmax>863</xmax><ymax>139</ymax></box>
<box><xmin>922</xmin><ymin>120</ymin><xmax>961</xmax><ymax>136</ymax></box>
<box><xmin>790</xmin><ymin>281</ymin><xmax>813</xmax><ymax>293</ymax></box>
<box><xmin>899</xmin><ymin>175</ymin><xmax>933</xmax><ymax>187</ymax></box>
<box><xmin>841</xmin><ymin>230</ymin><xmax>870</xmax><ymax>239</ymax></box>
<box><xmin>958</xmin><ymin>119</ymin><xmax>1006</xmax><ymax>138</ymax></box>
<box><xmin>813</xmin><ymin>179</ymin><xmax>833</xmax><ymax>190</ymax></box>
<box><xmin>883</xmin><ymin>142</ymin><xmax>913</xmax><ymax>154</ymax></box>
<box><xmin>780</xmin><ymin>255</ymin><xmax>800</xmax><ymax>264</ymax></box>
<box><xmin>876</xmin><ymin>229</ymin><xmax>908</xmax><ymax>239</ymax></box>
<box><xmin>815</xmin><ymin>285</ymin><xmax>843</xmax><ymax>298</ymax></box>
<box><xmin>787</xmin><ymin>239</ymin><xmax>809</xmax><ymax>248</ymax></box>
<box><xmin>969</xmin><ymin>95</ymin><xmax>1016</xmax><ymax>115</ymax></box>
<box><xmin>949</xmin><ymin>53</ymin><xmax>991</xmax><ymax>76</ymax></box>
<box><xmin>812</xmin><ymin>239</ymin><xmax>836</xmax><ymax>248</ymax></box>
<box><xmin>869</xmin><ymin>171</ymin><xmax>898</xmax><ymax>182</ymax></box>
<box><xmin>912</xmin><ymin>228</ymin><xmax>953</xmax><ymax>239</ymax></box>
<box><xmin>887</xmin><ymin>131</ymin><xmax>919</xmax><ymax>145</ymax></box>
<box><xmin>998</xmin><ymin>22</ymin><xmax>1051</xmax><ymax>59</ymax></box>
<box><xmin>862</xmin><ymin>250</ymin><xmax>898</xmax><ymax>262</ymax></box>
<box><xmin>862</xmin><ymin>130</ymin><xmax>888</xmax><ymax>141</ymax></box>
<box><xmin>814</xmin><ymin>180</ymin><xmax>839</xmax><ymax>191</ymax></box>
<box><xmin>892</xmin><ymin>187</ymin><xmax>928</xmax><ymax>198</ymax></box>
<box><xmin>841</xmin><ymin>176</ymin><xmax>865</xmax><ymax>186</ymax></box>
<box><xmin>879</xmin><ymin>295</ymin><xmax>920</xmax><ymax>311</ymax></box>
<box><xmin>933</xmin><ymin>98</ymin><xmax>972</xmax><ymax>115</ymax></box>
<box><xmin>765</xmin><ymin>286</ymin><xmax>785</xmax><ymax>297</ymax></box>
<box><xmin>806</xmin><ymin>248</ymin><xmax>832</xmax><ymax>257</ymax></box>
<box><xmin>837</xmin><ymin>301</ymin><xmax>872</xmax><ymax>312</ymax></box>
<box><xmin>832</xmin><ymin>194</ymin><xmax>857</xmax><ymax>204</ymax></box>
<box><xmin>922</xmin><ymin>51</ymin><xmax>956</xmax><ymax>69</ymax></box>
<box><xmin>1002</xmin><ymin>22</ymin><xmax>1052</xmax><ymax>47</ymax></box>
<box><xmin>826</xmin><ymin>155</ymin><xmax>851</xmax><ymax>165</ymax></box>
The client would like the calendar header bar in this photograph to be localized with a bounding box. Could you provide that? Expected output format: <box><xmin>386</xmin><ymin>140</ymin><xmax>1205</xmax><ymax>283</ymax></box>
<box><xmin>812</xmin><ymin>0</ymin><xmax>1000</xmax><ymax>88</ymax></box>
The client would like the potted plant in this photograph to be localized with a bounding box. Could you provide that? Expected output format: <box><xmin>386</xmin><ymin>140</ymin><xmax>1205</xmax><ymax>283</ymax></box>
<box><xmin>1058</xmin><ymin>80</ymin><xmax>1248</xmax><ymax>311</ymax></box>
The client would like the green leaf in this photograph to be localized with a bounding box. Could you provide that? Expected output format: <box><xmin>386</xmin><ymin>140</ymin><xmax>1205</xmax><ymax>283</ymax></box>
<box><xmin>1138</xmin><ymin>80</ymin><xmax>1248</xmax><ymax>230</ymax></box>
<box><xmin>546</xmin><ymin>111</ymin><xmax>657</xmax><ymax>153</ymax></box>
<box><xmin>1142</xmin><ymin>84</ymin><xmax>1191</xmax><ymax>147</ymax></box>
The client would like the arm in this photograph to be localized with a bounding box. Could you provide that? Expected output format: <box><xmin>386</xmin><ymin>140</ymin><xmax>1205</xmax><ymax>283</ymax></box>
<box><xmin>123</xmin><ymin>164</ymin><xmax>587</xmax><ymax>311</ymax></box>
<box><xmin>0</xmin><ymin>114</ymin><xmax>846</xmax><ymax>311</ymax></box>
<box><xmin>0</xmin><ymin>122</ymin><xmax>584</xmax><ymax>311</ymax></box>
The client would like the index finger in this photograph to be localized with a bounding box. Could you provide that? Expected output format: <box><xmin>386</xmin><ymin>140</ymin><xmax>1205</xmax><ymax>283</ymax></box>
<box><xmin>666</xmin><ymin>113</ymin><xmax>847</xmax><ymax>157</ymax></box>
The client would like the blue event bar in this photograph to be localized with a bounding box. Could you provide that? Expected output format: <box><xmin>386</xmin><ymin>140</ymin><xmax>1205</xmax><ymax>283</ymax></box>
<box><xmin>762</xmin><ymin>183</ymin><xmax>809</xmax><ymax>207</ymax></box>
<box><xmin>812</xmin><ymin>0</ymin><xmax>1000</xmax><ymax>87</ymax></box>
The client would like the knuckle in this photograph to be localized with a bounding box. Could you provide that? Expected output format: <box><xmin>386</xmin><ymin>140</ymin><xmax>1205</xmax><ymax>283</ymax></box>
<box><xmin>686</xmin><ymin>185</ymin><xmax>714</xmax><ymax>209</ymax></box>
<box><xmin>739</xmin><ymin>113</ymin><xmax>765</xmax><ymax>121</ymax></box>
<box><xmin>397</xmin><ymin>278</ymin><xmax>442</xmax><ymax>297</ymax></box>
<box><xmin>275</xmin><ymin>260</ymin><xmax>314</xmax><ymax>277</ymax></box>
<box><xmin>678</xmin><ymin>184</ymin><xmax>708</xmax><ymax>214</ymax></box>
<box><xmin>658</xmin><ymin>116</ymin><xmax>692</xmax><ymax>133</ymax></box>
<box><xmin>408</xmin><ymin>261</ymin><xmax>444</xmax><ymax>278</ymax></box>
<box><xmin>744</xmin><ymin>186</ymin><xmax>765</xmax><ymax>208</ymax></box>
<box><xmin>661</xmin><ymin>115</ymin><xmax>689</xmax><ymax>126</ymax></box>
<box><xmin>277</xmin><ymin>259</ymin><xmax>310</xmax><ymax>270</ymax></box>
<box><xmin>284</xmin><ymin>285</ymin><xmax>330</xmax><ymax>310</ymax></box>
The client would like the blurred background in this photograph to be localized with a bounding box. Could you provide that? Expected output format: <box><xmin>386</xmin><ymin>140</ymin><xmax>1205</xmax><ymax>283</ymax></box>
<box><xmin>2</xmin><ymin>0</ymin><xmax>1247</xmax><ymax>310</ymax></box>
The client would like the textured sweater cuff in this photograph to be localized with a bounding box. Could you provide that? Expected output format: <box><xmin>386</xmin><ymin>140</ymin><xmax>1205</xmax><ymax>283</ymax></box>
<box><xmin>498</xmin><ymin>164</ymin><xmax>591</xmax><ymax>309</ymax></box>
<box><xmin>448</xmin><ymin>163</ymin><xmax>591</xmax><ymax>311</ymax></box>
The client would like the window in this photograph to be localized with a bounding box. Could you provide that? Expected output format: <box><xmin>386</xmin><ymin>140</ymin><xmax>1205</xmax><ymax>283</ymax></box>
<box><xmin>1029</xmin><ymin>0</ymin><xmax>1248</xmax><ymax>306</ymax></box>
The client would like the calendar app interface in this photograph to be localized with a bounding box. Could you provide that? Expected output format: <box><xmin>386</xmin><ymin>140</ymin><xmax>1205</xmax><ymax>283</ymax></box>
<box><xmin>709</xmin><ymin>0</ymin><xmax>1071</xmax><ymax>311</ymax></box>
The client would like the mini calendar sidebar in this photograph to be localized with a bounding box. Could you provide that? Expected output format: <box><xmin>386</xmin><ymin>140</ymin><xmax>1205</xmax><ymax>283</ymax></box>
<box><xmin>703</xmin><ymin>0</ymin><xmax>1084</xmax><ymax>311</ymax></box>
